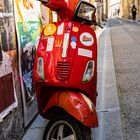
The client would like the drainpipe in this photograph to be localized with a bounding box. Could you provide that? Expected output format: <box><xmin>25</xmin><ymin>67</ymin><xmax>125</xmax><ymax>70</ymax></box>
<box><xmin>95</xmin><ymin>0</ymin><xmax>102</xmax><ymax>24</ymax></box>
<box><xmin>103</xmin><ymin>0</ymin><xmax>108</xmax><ymax>19</ymax></box>
<box><xmin>135</xmin><ymin>0</ymin><xmax>139</xmax><ymax>19</ymax></box>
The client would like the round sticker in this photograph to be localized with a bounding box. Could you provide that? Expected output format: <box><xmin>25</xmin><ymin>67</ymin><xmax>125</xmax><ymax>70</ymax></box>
<box><xmin>71</xmin><ymin>36</ymin><xmax>77</xmax><ymax>42</ymax></box>
<box><xmin>71</xmin><ymin>42</ymin><xmax>77</xmax><ymax>49</ymax></box>
<box><xmin>72</xmin><ymin>27</ymin><xmax>79</xmax><ymax>32</ymax></box>
<box><xmin>44</xmin><ymin>24</ymin><xmax>56</xmax><ymax>36</ymax></box>
<box><xmin>80</xmin><ymin>32</ymin><xmax>94</xmax><ymax>46</ymax></box>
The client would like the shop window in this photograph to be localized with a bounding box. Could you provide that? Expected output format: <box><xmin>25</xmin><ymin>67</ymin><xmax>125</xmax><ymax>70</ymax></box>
<box><xmin>0</xmin><ymin>78</ymin><xmax>5</xmax><ymax>113</ymax></box>
<box><xmin>0</xmin><ymin>73</ymin><xmax>15</xmax><ymax>113</ymax></box>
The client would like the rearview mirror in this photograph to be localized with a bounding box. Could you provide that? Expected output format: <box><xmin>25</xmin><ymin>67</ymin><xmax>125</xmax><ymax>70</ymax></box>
<box><xmin>75</xmin><ymin>1</ymin><xmax>96</xmax><ymax>23</ymax></box>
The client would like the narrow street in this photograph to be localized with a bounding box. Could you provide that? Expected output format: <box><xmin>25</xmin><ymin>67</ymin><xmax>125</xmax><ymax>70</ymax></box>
<box><xmin>1</xmin><ymin>0</ymin><xmax>140</xmax><ymax>140</ymax></box>
<box><xmin>109</xmin><ymin>18</ymin><xmax>140</xmax><ymax>140</ymax></box>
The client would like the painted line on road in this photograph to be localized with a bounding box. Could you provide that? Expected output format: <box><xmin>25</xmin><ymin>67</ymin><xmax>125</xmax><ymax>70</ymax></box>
<box><xmin>97</xmin><ymin>107</ymin><xmax>121</xmax><ymax>113</ymax></box>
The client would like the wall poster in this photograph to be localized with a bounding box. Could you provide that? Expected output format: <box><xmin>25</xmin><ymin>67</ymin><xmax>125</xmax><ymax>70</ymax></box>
<box><xmin>14</xmin><ymin>0</ymin><xmax>42</xmax><ymax>127</ymax></box>
<box><xmin>0</xmin><ymin>0</ymin><xmax>18</xmax><ymax>122</ymax></box>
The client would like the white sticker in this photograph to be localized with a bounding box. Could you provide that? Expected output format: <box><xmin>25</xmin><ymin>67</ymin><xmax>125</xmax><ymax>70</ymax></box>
<box><xmin>62</xmin><ymin>33</ymin><xmax>70</xmax><ymax>58</ymax></box>
<box><xmin>57</xmin><ymin>22</ymin><xmax>64</xmax><ymax>35</ymax></box>
<box><xmin>78</xmin><ymin>48</ymin><xmax>92</xmax><ymax>58</ymax></box>
<box><xmin>46</xmin><ymin>37</ymin><xmax>54</xmax><ymax>51</ymax></box>
<box><xmin>80</xmin><ymin>32</ymin><xmax>94</xmax><ymax>46</ymax></box>
<box><xmin>70</xmin><ymin>42</ymin><xmax>77</xmax><ymax>49</ymax></box>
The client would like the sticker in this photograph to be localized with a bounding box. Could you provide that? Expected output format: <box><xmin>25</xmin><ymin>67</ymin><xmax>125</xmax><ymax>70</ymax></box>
<box><xmin>65</xmin><ymin>22</ymin><xmax>72</xmax><ymax>32</ymax></box>
<box><xmin>46</xmin><ymin>37</ymin><xmax>54</xmax><ymax>51</ymax></box>
<box><xmin>80</xmin><ymin>32</ymin><xmax>94</xmax><ymax>46</ymax></box>
<box><xmin>71</xmin><ymin>36</ymin><xmax>77</xmax><ymax>42</ymax></box>
<box><xmin>57</xmin><ymin>22</ymin><xmax>64</xmax><ymax>35</ymax></box>
<box><xmin>65</xmin><ymin>26</ymin><xmax>70</xmax><ymax>32</ymax></box>
<box><xmin>44</xmin><ymin>24</ymin><xmax>56</xmax><ymax>36</ymax></box>
<box><xmin>78</xmin><ymin>48</ymin><xmax>92</xmax><ymax>58</ymax></box>
<box><xmin>62</xmin><ymin>33</ymin><xmax>70</xmax><ymax>58</ymax></box>
<box><xmin>71</xmin><ymin>42</ymin><xmax>77</xmax><ymax>49</ymax></box>
<box><xmin>55</xmin><ymin>40</ymin><xmax>62</xmax><ymax>47</ymax></box>
<box><xmin>72</xmin><ymin>27</ymin><xmax>79</xmax><ymax>32</ymax></box>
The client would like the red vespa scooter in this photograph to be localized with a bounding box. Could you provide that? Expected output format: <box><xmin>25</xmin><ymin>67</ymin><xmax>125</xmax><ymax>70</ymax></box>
<box><xmin>34</xmin><ymin>0</ymin><xmax>99</xmax><ymax>139</ymax></box>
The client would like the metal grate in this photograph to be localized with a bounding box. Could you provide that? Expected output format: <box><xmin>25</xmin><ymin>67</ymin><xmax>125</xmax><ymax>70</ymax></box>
<box><xmin>57</xmin><ymin>62</ymin><xmax>70</xmax><ymax>80</ymax></box>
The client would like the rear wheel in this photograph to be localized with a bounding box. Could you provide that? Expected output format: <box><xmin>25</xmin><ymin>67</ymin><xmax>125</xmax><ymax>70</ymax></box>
<box><xmin>43</xmin><ymin>114</ymin><xmax>92</xmax><ymax>140</ymax></box>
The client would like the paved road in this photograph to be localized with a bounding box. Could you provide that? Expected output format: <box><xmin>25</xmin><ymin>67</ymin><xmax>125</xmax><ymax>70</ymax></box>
<box><xmin>109</xmin><ymin>18</ymin><xmax>140</xmax><ymax>140</ymax></box>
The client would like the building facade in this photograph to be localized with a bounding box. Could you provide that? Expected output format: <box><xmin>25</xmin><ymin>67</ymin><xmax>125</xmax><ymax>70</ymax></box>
<box><xmin>0</xmin><ymin>0</ymin><xmax>24</xmax><ymax>139</ymax></box>
<box><xmin>120</xmin><ymin>0</ymin><xmax>140</xmax><ymax>19</ymax></box>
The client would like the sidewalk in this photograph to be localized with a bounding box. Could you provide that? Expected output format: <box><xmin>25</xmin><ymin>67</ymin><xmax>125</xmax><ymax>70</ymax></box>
<box><xmin>117</xmin><ymin>17</ymin><xmax>140</xmax><ymax>24</ymax></box>
<box><xmin>22</xmin><ymin>115</ymin><xmax>48</xmax><ymax>140</ymax></box>
<box><xmin>22</xmin><ymin>25</ymin><xmax>123</xmax><ymax>140</ymax></box>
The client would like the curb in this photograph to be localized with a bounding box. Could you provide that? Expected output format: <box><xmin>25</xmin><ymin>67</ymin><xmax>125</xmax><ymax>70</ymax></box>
<box><xmin>92</xmin><ymin>27</ymin><xmax>123</xmax><ymax>140</ymax></box>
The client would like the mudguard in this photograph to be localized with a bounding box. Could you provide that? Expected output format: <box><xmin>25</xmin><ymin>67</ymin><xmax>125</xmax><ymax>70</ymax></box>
<box><xmin>43</xmin><ymin>91</ymin><xmax>98</xmax><ymax>128</ymax></box>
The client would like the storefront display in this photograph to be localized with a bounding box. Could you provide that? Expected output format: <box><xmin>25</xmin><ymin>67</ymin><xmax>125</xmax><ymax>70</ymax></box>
<box><xmin>0</xmin><ymin>0</ymin><xmax>18</xmax><ymax>120</ymax></box>
<box><xmin>14</xmin><ymin>0</ymin><xmax>42</xmax><ymax>127</ymax></box>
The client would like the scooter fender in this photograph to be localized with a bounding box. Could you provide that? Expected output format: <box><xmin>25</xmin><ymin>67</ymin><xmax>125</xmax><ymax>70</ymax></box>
<box><xmin>43</xmin><ymin>91</ymin><xmax>98</xmax><ymax>128</ymax></box>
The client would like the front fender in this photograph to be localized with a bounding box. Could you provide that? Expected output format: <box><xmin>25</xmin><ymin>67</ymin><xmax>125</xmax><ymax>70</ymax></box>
<box><xmin>43</xmin><ymin>91</ymin><xmax>98</xmax><ymax>128</ymax></box>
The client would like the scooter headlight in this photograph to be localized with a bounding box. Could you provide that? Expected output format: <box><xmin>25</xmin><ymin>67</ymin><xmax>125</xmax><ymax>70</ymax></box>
<box><xmin>82</xmin><ymin>60</ymin><xmax>95</xmax><ymax>82</ymax></box>
<box><xmin>37</xmin><ymin>57</ymin><xmax>45</xmax><ymax>80</ymax></box>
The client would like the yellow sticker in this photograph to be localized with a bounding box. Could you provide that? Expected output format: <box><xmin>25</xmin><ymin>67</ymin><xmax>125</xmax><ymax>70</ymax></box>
<box><xmin>44</xmin><ymin>24</ymin><xmax>56</xmax><ymax>36</ymax></box>
<box><xmin>55</xmin><ymin>40</ymin><xmax>62</xmax><ymax>47</ymax></box>
<box><xmin>72</xmin><ymin>27</ymin><xmax>79</xmax><ymax>32</ymax></box>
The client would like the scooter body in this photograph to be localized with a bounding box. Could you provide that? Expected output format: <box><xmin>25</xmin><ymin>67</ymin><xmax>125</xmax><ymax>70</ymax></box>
<box><xmin>34</xmin><ymin>20</ymin><xmax>98</xmax><ymax>125</ymax></box>
<box><xmin>33</xmin><ymin>0</ymin><xmax>99</xmax><ymax>139</ymax></box>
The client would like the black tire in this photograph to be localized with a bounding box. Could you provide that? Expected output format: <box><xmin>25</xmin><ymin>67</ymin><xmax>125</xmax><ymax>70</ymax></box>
<box><xmin>43</xmin><ymin>114</ymin><xmax>92</xmax><ymax>140</ymax></box>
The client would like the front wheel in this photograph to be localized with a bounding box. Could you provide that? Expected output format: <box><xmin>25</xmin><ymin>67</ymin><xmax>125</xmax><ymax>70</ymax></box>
<box><xmin>43</xmin><ymin>114</ymin><xmax>92</xmax><ymax>140</ymax></box>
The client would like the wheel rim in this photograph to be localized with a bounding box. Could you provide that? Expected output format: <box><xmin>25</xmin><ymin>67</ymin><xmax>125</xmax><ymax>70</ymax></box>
<box><xmin>46</xmin><ymin>120</ymin><xmax>77</xmax><ymax>140</ymax></box>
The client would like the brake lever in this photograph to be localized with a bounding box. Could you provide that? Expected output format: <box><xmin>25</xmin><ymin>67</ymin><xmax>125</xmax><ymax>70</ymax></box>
<box><xmin>97</xmin><ymin>23</ymin><xmax>103</xmax><ymax>29</ymax></box>
<box><xmin>95</xmin><ymin>22</ymin><xmax>103</xmax><ymax>29</ymax></box>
